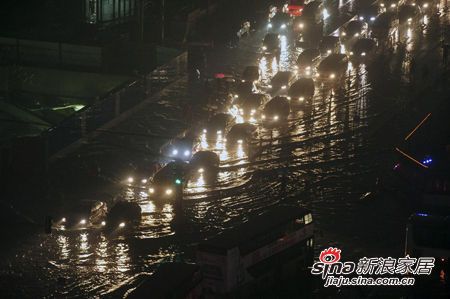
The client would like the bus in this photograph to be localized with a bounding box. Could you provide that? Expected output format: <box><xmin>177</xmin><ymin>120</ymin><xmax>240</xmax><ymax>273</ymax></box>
<box><xmin>196</xmin><ymin>205</ymin><xmax>314</xmax><ymax>295</ymax></box>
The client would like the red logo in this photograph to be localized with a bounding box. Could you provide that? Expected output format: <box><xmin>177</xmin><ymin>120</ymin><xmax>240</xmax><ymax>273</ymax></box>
<box><xmin>319</xmin><ymin>247</ymin><xmax>341</xmax><ymax>264</ymax></box>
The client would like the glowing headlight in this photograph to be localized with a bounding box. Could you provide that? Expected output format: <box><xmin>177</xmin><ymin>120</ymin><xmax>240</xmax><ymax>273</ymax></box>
<box><xmin>287</xmin><ymin>96</ymin><xmax>291</xmax><ymax>100</ymax></box>
<box><xmin>315</xmin><ymin>73</ymin><xmax>320</xmax><ymax>77</ymax></box>
<box><xmin>127</xmin><ymin>177</ymin><xmax>134</xmax><ymax>183</ymax></box>
<box><xmin>268</xmin><ymin>84</ymin><xmax>273</xmax><ymax>88</ymax></box>
<box><xmin>239</xmin><ymin>108</ymin><xmax>244</xmax><ymax>114</ymax></box>
<box><xmin>203</xmin><ymin>129</ymin><xmax>207</xmax><ymax>133</ymax></box>
<box><xmin>359</xmin><ymin>16</ymin><xmax>364</xmax><ymax>21</ymax></box>
<box><xmin>370</xmin><ymin>17</ymin><xmax>375</xmax><ymax>21</ymax></box>
<box><xmin>274</xmin><ymin>115</ymin><xmax>279</xmax><ymax>121</ymax></box>
<box><xmin>408</xmin><ymin>18</ymin><xmax>412</xmax><ymax>22</ymax></box>
<box><xmin>390</xmin><ymin>3</ymin><xmax>396</xmax><ymax>8</ymax></box>
<box><xmin>141</xmin><ymin>179</ymin><xmax>147</xmax><ymax>184</ymax></box>
<box><xmin>101</xmin><ymin>221</ymin><xmax>106</xmax><ymax>226</ymax></box>
<box><xmin>241</xmin><ymin>79</ymin><xmax>245</xmax><ymax>83</ymax></box>
<box><xmin>281</xmin><ymin>24</ymin><xmax>286</xmax><ymax>29</ymax></box>
<box><xmin>341</xmin><ymin>32</ymin><xmax>346</xmax><ymax>36</ymax></box>
<box><xmin>423</xmin><ymin>3</ymin><xmax>428</xmax><ymax>8</ymax></box>
<box><xmin>172</xmin><ymin>149</ymin><xmax>178</xmax><ymax>155</ymax></box>
<box><xmin>61</xmin><ymin>217</ymin><xmax>66</xmax><ymax>223</ymax></box>
<box><xmin>184</xmin><ymin>150</ymin><xmax>190</xmax><ymax>157</ymax></box>
<box><xmin>198</xmin><ymin>168</ymin><xmax>204</xmax><ymax>173</ymax></box>
<box><xmin>234</xmin><ymin>94</ymin><xmax>239</xmax><ymax>98</ymax></box>
<box><xmin>119</xmin><ymin>222</ymin><xmax>125</xmax><ymax>228</ymax></box>
<box><xmin>354</xmin><ymin>33</ymin><xmax>360</xmax><ymax>37</ymax></box>
<box><xmin>165</xmin><ymin>189</ymin><xmax>173</xmax><ymax>195</ymax></box>
<box><xmin>262</xmin><ymin>115</ymin><xmax>266</xmax><ymax>119</ymax></box>
<box><xmin>350</xmin><ymin>51</ymin><xmax>354</xmax><ymax>55</ymax></box>
<box><xmin>268</xmin><ymin>23</ymin><xmax>273</xmax><ymax>29</ymax></box>
<box><xmin>361</xmin><ymin>52</ymin><xmax>366</xmax><ymax>56</ymax></box>
<box><xmin>262</xmin><ymin>46</ymin><xmax>267</xmax><ymax>51</ymax></box>
<box><xmin>250</xmin><ymin>109</ymin><xmax>256</xmax><ymax>115</ymax></box>
<box><xmin>299</xmin><ymin>97</ymin><xmax>304</xmax><ymax>102</ymax></box>
<box><xmin>237</xmin><ymin>139</ymin><xmax>243</xmax><ymax>144</ymax></box>
<box><xmin>329</xmin><ymin>73</ymin><xmax>336</xmax><ymax>79</ymax></box>
<box><xmin>299</xmin><ymin>23</ymin><xmax>304</xmax><ymax>29</ymax></box>
<box><xmin>80</xmin><ymin>219</ymin><xmax>87</xmax><ymax>225</ymax></box>
<box><xmin>281</xmin><ymin>85</ymin><xmax>287</xmax><ymax>89</ymax></box>
<box><xmin>217</xmin><ymin>130</ymin><xmax>222</xmax><ymax>134</ymax></box>
<box><xmin>149</xmin><ymin>187</ymin><xmax>155</xmax><ymax>194</ymax></box>
<box><xmin>327</xmin><ymin>49</ymin><xmax>332</xmax><ymax>54</ymax></box>
<box><xmin>380</xmin><ymin>3</ymin><xmax>385</xmax><ymax>7</ymax></box>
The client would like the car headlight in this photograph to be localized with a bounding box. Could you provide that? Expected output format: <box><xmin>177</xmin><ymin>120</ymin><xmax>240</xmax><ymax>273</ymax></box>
<box><xmin>350</xmin><ymin>51</ymin><xmax>354</xmax><ymax>55</ymax></box>
<box><xmin>262</xmin><ymin>46</ymin><xmax>267</xmax><ymax>50</ymax></box>
<box><xmin>127</xmin><ymin>177</ymin><xmax>134</xmax><ymax>183</ymax></box>
<box><xmin>61</xmin><ymin>217</ymin><xmax>66</xmax><ymax>223</ymax></box>
<box><xmin>391</xmin><ymin>3</ymin><xmax>396</xmax><ymax>8</ymax></box>
<box><xmin>274</xmin><ymin>115</ymin><xmax>279</xmax><ymax>121</ymax></box>
<box><xmin>119</xmin><ymin>222</ymin><xmax>125</xmax><ymax>228</ymax></box>
<box><xmin>281</xmin><ymin>85</ymin><xmax>287</xmax><ymax>89</ymax></box>
<box><xmin>380</xmin><ymin>3</ymin><xmax>385</xmax><ymax>7</ymax></box>
<box><xmin>262</xmin><ymin>114</ymin><xmax>266</xmax><ymax>119</ymax></box>
<box><xmin>299</xmin><ymin>97</ymin><xmax>304</xmax><ymax>102</ymax></box>
<box><xmin>234</xmin><ymin>94</ymin><xmax>239</xmax><ymax>98</ymax></box>
<box><xmin>268</xmin><ymin>23</ymin><xmax>273</xmax><ymax>29</ymax></box>
<box><xmin>341</xmin><ymin>32</ymin><xmax>346</xmax><ymax>36</ymax></box>
<box><xmin>287</xmin><ymin>96</ymin><xmax>291</xmax><ymax>100</ymax></box>
<box><xmin>101</xmin><ymin>221</ymin><xmax>106</xmax><ymax>226</ymax></box>
<box><xmin>315</xmin><ymin>72</ymin><xmax>320</xmax><ymax>77</ymax></box>
<box><xmin>268</xmin><ymin>84</ymin><xmax>273</xmax><ymax>88</ymax></box>
<box><xmin>359</xmin><ymin>16</ymin><xmax>364</xmax><ymax>21</ymax></box>
<box><xmin>354</xmin><ymin>33</ymin><xmax>360</xmax><ymax>37</ymax></box>
<box><xmin>423</xmin><ymin>3</ymin><xmax>428</xmax><ymax>8</ymax></box>
<box><xmin>329</xmin><ymin>73</ymin><xmax>336</xmax><ymax>79</ymax></box>
<box><xmin>361</xmin><ymin>52</ymin><xmax>366</xmax><ymax>56</ymax></box>
<box><xmin>327</xmin><ymin>49</ymin><xmax>332</xmax><ymax>54</ymax></box>
<box><xmin>203</xmin><ymin>129</ymin><xmax>207</xmax><ymax>133</ymax></box>
<box><xmin>370</xmin><ymin>17</ymin><xmax>375</xmax><ymax>21</ymax></box>
<box><xmin>80</xmin><ymin>219</ymin><xmax>87</xmax><ymax>225</ymax></box>
<box><xmin>237</xmin><ymin>139</ymin><xmax>243</xmax><ymax>144</ymax></box>
<box><xmin>141</xmin><ymin>179</ymin><xmax>147</xmax><ymax>184</ymax></box>
<box><xmin>217</xmin><ymin>130</ymin><xmax>222</xmax><ymax>135</ymax></box>
<box><xmin>281</xmin><ymin>24</ymin><xmax>286</xmax><ymax>29</ymax></box>
<box><xmin>165</xmin><ymin>189</ymin><xmax>173</xmax><ymax>195</ymax></box>
<box><xmin>250</xmin><ymin>109</ymin><xmax>256</xmax><ymax>115</ymax></box>
<box><xmin>149</xmin><ymin>187</ymin><xmax>155</xmax><ymax>194</ymax></box>
<box><xmin>184</xmin><ymin>150</ymin><xmax>190</xmax><ymax>156</ymax></box>
<box><xmin>172</xmin><ymin>149</ymin><xmax>178</xmax><ymax>155</ymax></box>
<box><xmin>198</xmin><ymin>168</ymin><xmax>204</xmax><ymax>173</ymax></box>
<box><xmin>299</xmin><ymin>23</ymin><xmax>304</xmax><ymax>29</ymax></box>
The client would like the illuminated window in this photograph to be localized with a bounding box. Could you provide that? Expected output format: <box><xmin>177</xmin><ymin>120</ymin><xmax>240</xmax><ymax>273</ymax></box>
<box><xmin>305</xmin><ymin>213</ymin><xmax>313</xmax><ymax>225</ymax></box>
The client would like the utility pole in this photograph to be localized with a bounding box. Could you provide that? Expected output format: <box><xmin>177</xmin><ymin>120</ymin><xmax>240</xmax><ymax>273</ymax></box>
<box><xmin>161</xmin><ymin>0</ymin><xmax>165</xmax><ymax>44</ymax></box>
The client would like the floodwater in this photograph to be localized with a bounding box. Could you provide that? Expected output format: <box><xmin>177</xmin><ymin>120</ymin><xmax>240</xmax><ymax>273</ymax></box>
<box><xmin>1</xmin><ymin>1</ymin><xmax>450</xmax><ymax>298</ymax></box>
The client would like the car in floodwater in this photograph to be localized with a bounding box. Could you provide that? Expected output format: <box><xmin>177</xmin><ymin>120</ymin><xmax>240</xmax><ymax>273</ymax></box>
<box><xmin>161</xmin><ymin>137</ymin><xmax>194</xmax><ymax>161</ymax></box>
<box><xmin>270</xmin><ymin>71</ymin><xmax>296</xmax><ymax>93</ymax></box>
<box><xmin>379</xmin><ymin>0</ymin><xmax>401</xmax><ymax>11</ymax></box>
<box><xmin>149</xmin><ymin>161</ymin><xmax>188</xmax><ymax>199</ymax></box>
<box><xmin>262</xmin><ymin>33</ymin><xmax>281</xmax><ymax>56</ymax></box>
<box><xmin>241</xmin><ymin>66</ymin><xmax>260</xmax><ymax>83</ymax></box>
<box><xmin>349</xmin><ymin>38</ymin><xmax>377</xmax><ymax>62</ymax></box>
<box><xmin>319</xmin><ymin>35</ymin><xmax>340</xmax><ymax>55</ymax></box>
<box><xmin>226</xmin><ymin>123</ymin><xmax>257</xmax><ymax>146</ymax></box>
<box><xmin>294</xmin><ymin>16</ymin><xmax>323</xmax><ymax>48</ymax></box>
<box><xmin>356</xmin><ymin>4</ymin><xmax>379</xmax><ymax>23</ymax></box>
<box><xmin>189</xmin><ymin>151</ymin><xmax>220</xmax><ymax>178</ymax></box>
<box><xmin>262</xmin><ymin>96</ymin><xmax>290</xmax><ymax>125</ymax></box>
<box><xmin>405</xmin><ymin>0</ymin><xmax>432</xmax><ymax>14</ymax></box>
<box><xmin>287</xmin><ymin>78</ymin><xmax>315</xmax><ymax>106</ymax></box>
<box><xmin>398</xmin><ymin>4</ymin><xmax>422</xmax><ymax>26</ymax></box>
<box><xmin>267</xmin><ymin>12</ymin><xmax>292</xmax><ymax>33</ymax></box>
<box><xmin>54</xmin><ymin>200</ymin><xmax>108</xmax><ymax>230</ymax></box>
<box><xmin>235</xmin><ymin>93</ymin><xmax>269</xmax><ymax>120</ymax></box>
<box><xmin>340</xmin><ymin>20</ymin><xmax>368</xmax><ymax>46</ymax></box>
<box><xmin>316</xmin><ymin>53</ymin><xmax>349</xmax><ymax>81</ymax></box>
<box><xmin>233</xmin><ymin>80</ymin><xmax>255</xmax><ymax>99</ymax></box>
<box><xmin>202</xmin><ymin>113</ymin><xmax>234</xmax><ymax>141</ymax></box>
<box><xmin>372</xmin><ymin>12</ymin><xmax>398</xmax><ymax>41</ymax></box>
<box><xmin>296</xmin><ymin>48</ymin><xmax>321</xmax><ymax>69</ymax></box>
<box><xmin>105</xmin><ymin>200</ymin><xmax>141</xmax><ymax>230</ymax></box>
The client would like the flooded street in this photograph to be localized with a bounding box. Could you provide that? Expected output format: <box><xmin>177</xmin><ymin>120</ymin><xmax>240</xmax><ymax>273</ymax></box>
<box><xmin>1</xmin><ymin>1</ymin><xmax>450</xmax><ymax>297</ymax></box>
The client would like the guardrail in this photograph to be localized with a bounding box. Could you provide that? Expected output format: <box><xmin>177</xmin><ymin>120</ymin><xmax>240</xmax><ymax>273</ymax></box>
<box><xmin>46</xmin><ymin>52</ymin><xmax>188</xmax><ymax>159</ymax></box>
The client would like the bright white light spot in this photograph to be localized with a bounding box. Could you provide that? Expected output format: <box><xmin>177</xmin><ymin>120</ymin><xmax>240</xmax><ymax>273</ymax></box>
<box><xmin>274</xmin><ymin>115</ymin><xmax>279</xmax><ymax>121</ymax></box>
<box><xmin>281</xmin><ymin>24</ymin><xmax>286</xmax><ymax>29</ymax></box>
<box><xmin>361</xmin><ymin>52</ymin><xmax>366</xmax><ymax>56</ymax></box>
<box><xmin>268</xmin><ymin>23</ymin><xmax>272</xmax><ymax>29</ymax></box>
<box><xmin>299</xmin><ymin>97</ymin><xmax>304</xmax><ymax>102</ymax></box>
<box><xmin>149</xmin><ymin>187</ymin><xmax>155</xmax><ymax>194</ymax></box>
<box><xmin>184</xmin><ymin>150</ymin><xmax>190</xmax><ymax>157</ymax></box>
<box><xmin>165</xmin><ymin>189</ymin><xmax>173</xmax><ymax>195</ymax></box>
<box><xmin>198</xmin><ymin>168</ymin><xmax>204</xmax><ymax>173</ymax></box>
<box><xmin>281</xmin><ymin>85</ymin><xmax>287</xmax><ymax>89</ymax></box>
<box><xmin>141</xmin><ymin>179</ymin><xmax>147</xmax><ymax>184</ymax></box>
<box><xmin>61</xmin><ymin>217</ymin><xmax>66</xmax><ymax>223</ymax></box>
<box><xmin>101</xmin><ymin>221</ymin><xmax>106</xmax><ymax>226</ymax></box>
<box><xmin>172</xmin><ymin>149</ymin><xmax>178</xmax><ymax>155</ymax></box>
<box><xmin>127</xmin><ymin>177</ymin><xmax>134</xmax><ymax>183</ymax></box>
<box><xmin>119</xmin><ymin>222</ymin><xmax>125</xmax><ymax>228</ymax></box>
<box><xmin>237</xmin><ymin>139</ymin><xmax>243</xmax><ymax>145</ymax></box>
<box><xmin>80</xmin><ymin>219</ymin><xmax>86</xmax><ymax>225</ymax></box>
<box><xmin>329</xmin><ymin>73</ymin><xmax>336</xmax><ymax>79</ymax></box>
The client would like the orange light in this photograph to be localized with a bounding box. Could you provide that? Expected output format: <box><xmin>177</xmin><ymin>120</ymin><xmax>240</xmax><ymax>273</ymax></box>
<box><xmin>404</xmin><ymin>113</ymin><xmax>431</xmax><ymax>141</ymax></box>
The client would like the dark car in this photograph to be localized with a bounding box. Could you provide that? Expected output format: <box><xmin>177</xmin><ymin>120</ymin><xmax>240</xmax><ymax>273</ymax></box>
<box><xmin>319</xmin><ymin>36</ymin><xmax>340</xmax><ymax>55</ymax></box>
<box><xmin>106</xmin><ymin>201</ymin><xmax>141</xmax><ymax>230</ymax></box>
<box><xmin>398</xmin><ymin>4</ymin><xmax>421</xmax><ymax>25</ymax></box>
<box><xmin>268</xmin><ymin>12</ymin><xmax>292</xmax><ymax>32</ymax></box>
<box><xmin>317</xmin><ymin>53</ymin><xmax>349</xmax><ymax>81</ymax></box>
<box><xmin>356</xmin><ymin>4</ymin><xmax>379</xmax><ymax>23</ymax></box>
<box><xmin>350</xmin><ymin>38</ymin><xmax>377</xmax><ymax>61</ymax></box>
<box><xmin>203</xmin><ymin>113</ymin><xmax>234</xmax><ymax>140</ymax></box>
<box><xmin>294</xmin><ymin>15</ymin><xmax>323</xmax><ymax>47</ymax></box>
<box><xmin>372</xmin><ymin>12</ymin><xmax>397</xmax><ymax>40</ymax></box>
<box><xmin>288</xmin><ymin>78</ymin><xmax>315</xmax><ymax>104</ymax></box>
<box><xmin>340</xmin><ymin>20</ymin><xmax>367</xmax><ymax>43</ymax></box>
<box><xmin>161</xmin><ymin>137</ymin><xmax>194</xmax><ymax>161</ymax></box>
<box><xmin>226</xmin><ymin>123</ymin><xmax>257</xmax><ymax>145</ymax></box>
<box><xmin>297</xmin><ymin>48</ymin><xmax>321</xmax><ymax>69</ymax></box>
<box><xmin>270</xmin><ymin>71</ymin><xmax>296</xmax><ymax>92</ymax></box>
<box><xmin>263</xmin><ymin>96</ymin><xmax>291</xmax><ymax>124</ymax></box>
<box><xmin>302</xmin><ymin>1</ymin><xmax>325</xmax><ymax>24</ymax></box>
<box><xmin>379</xmin><ymin>0</ymin><xmax>400</xmax><ymax>11</ymax></box>
<box><xmin>189</xmin><ymin>151</ymin><xmax>220</xmax><ymax>174</ymax></box>
<box><xmin>149</xmin><ymin>161</ymin><xmax>188</xmax><ymax>198</ymax></box>
<box><xmin>54</xmin><ymin>200</ymin><xmax>108</xmax><ymax>230</ymax></box>
<box><xmin>262</xmin><ymin>33</ymin><xmax>281</xmax><ymax>55</ymax></box>
<box><xmin>234</xmin><ymin>80</ymin><xmax>255</xmax><ymax>98</ymax></box>
<box><xmin>235</xmin><ymin>93</ymin><xmax>269</xmax><ymax>118</ymax></box>
<box><xmin>241</xmin><ymin>66</ymin><xmax>260</xmax><ymax>83</ymax></box>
